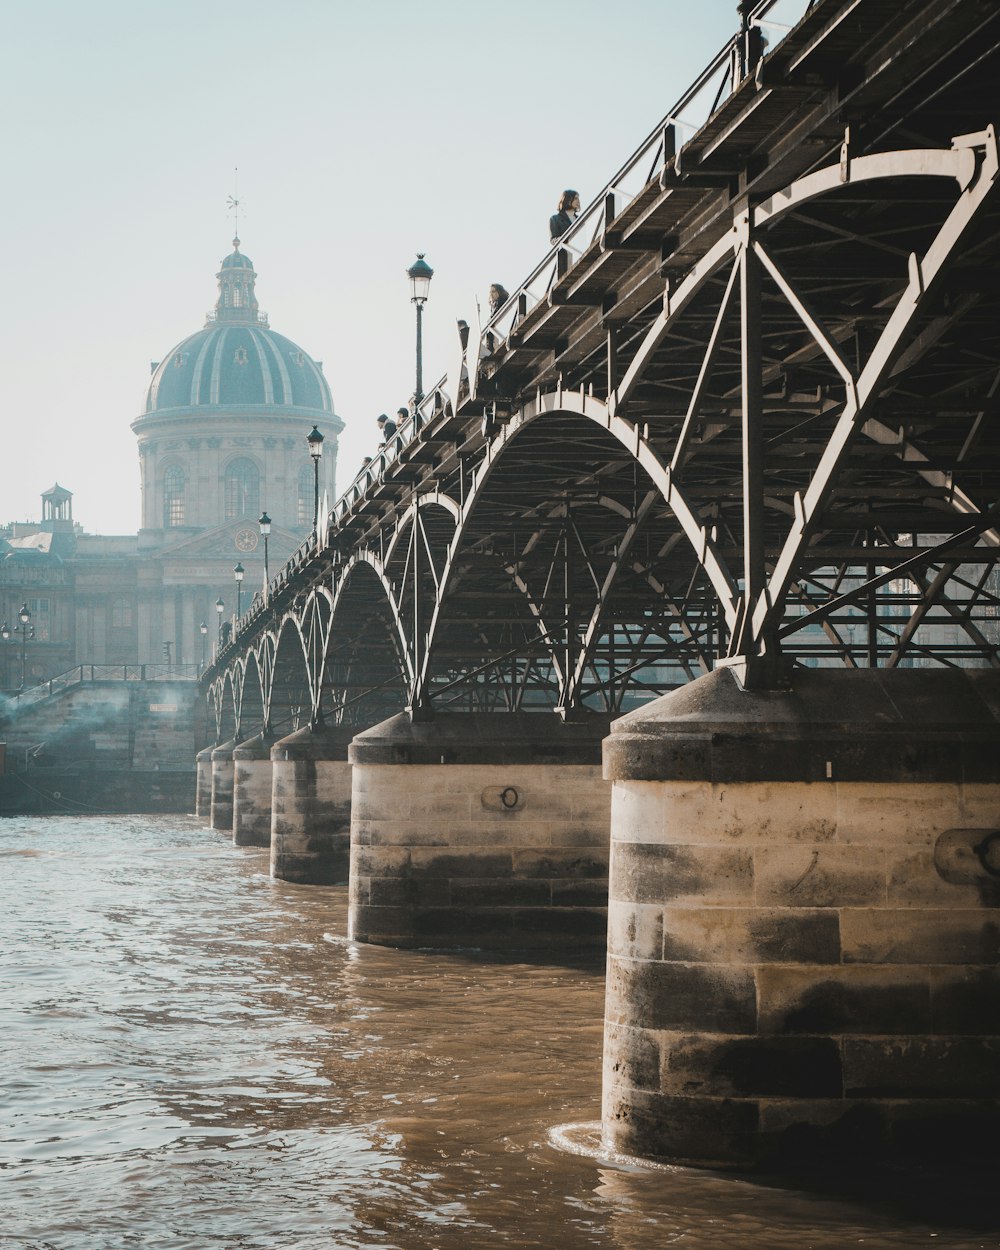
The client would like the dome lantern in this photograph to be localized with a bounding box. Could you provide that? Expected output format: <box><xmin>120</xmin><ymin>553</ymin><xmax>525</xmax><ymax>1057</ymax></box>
<box><xmin>210</xmin><ymin>237</ymin><xmax>266</xmax><ymax>327</ymax></box>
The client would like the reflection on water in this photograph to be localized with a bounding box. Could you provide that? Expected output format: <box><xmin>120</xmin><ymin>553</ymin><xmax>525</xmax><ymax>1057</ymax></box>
<box><xmin>0</xmin><ymin>815</ymin><xmax>996</xmax><ymax>1249</ymax></box>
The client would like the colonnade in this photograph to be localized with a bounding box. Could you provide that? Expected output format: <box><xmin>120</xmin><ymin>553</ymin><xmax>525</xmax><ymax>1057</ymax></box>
<box><xmin>197</xmin><ymin>667</ymin><xmax>1000</xmax><ymax>1171</ymax></box>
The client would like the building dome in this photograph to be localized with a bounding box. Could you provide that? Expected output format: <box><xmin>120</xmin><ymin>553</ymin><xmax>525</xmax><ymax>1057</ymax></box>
<box><xmin>141</xmin><ymin>239</ymin><xmax>334</xmax><ymax>417</ymax></box>
<box><xmin>131</xmin><ymin>238</ymin><xmax>343</xmax><ymax>539</ymax></box>
<box><xmin>144</xmin><ymin>325</ymin><xmax>333</xmax><ymax>414</ymax></box>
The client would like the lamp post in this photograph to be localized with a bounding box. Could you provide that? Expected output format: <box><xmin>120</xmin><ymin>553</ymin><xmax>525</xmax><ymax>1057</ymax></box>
<box><xmin>259</xmin><ymin>511</ymin><xmax>271</xmax><ymax>587</ymax></box>
<box><xmin>307</xmin><ymin>426</ymin><xmax>324</xmax><ymax>539</ymax></box>
<box><xmin>406</xmin><ymin>253</ymin><xmax>434</xmax><ymax>407</ymax></box>
<box><xmin>215</xmin><ymin>596</ymin><xmax>225</xmax><ymax>641</ymax></box>
<box><xmin>199</xmin><ymin>621</ymin><xmax>208</xmax><ymax>671</ymax></box>
<box><xmin>234</xmin><ymin>563</ymin><xmax>245</xmax><ymax>619</ymax></box>
<box><xmin>0</xmin><ymin>621</ymin><xmax>10</xmax><ymax>691</ymax></box>
<box><xmin>17</xmin><ymin>602</ymin><xmax>31</xmax><ymax>691</ymax></box>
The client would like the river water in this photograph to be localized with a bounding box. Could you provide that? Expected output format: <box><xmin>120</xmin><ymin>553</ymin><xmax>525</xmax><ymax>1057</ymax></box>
<box><xmin>1</xmin><ymin>815</ymin><xmax>997</xmax><ymax>1250</ymax></box>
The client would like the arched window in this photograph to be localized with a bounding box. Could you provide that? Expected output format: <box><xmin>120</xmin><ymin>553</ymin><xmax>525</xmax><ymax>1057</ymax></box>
<box><xmin>110</xmin><ymin>597</ymin><xmax>133</xmax><ymax>628</ymax></box>
<box><xmin>297</xmin><ymin>462</ymin><xmax>314</xmax><ymax>527</ymax></box>
<box><xmin>163</xmin><ymin>465</ymin><xmax>185</xmax><ymax>527</ymax></box>
<box><xmin>225</xmin><ymin>458</ymin><xmax>260</xmax><ymax>520</ymax></box>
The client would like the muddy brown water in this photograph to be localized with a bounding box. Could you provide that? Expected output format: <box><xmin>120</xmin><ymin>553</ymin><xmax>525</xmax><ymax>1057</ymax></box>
<box><xmin>0</xmin><ymin>815</ymin><xmax>996</xmax><ymax>1249</ymax></box>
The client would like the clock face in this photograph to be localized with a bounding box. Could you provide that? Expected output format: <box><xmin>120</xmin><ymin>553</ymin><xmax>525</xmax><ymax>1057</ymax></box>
<box><xmin>234</xmin><ymin>528</ymin><xmax>259</xmax><ymax>553</ymax></box>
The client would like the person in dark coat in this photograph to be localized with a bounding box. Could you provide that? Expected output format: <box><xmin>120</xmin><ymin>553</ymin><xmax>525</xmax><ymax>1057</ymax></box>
<box><xmin>377</xmin><ymin>413</ymin><xmax>397</xmax><ymax>447</ymax></box>
<box><xmin>549</xmin><ymin>189</ymin><xmax>580</xmax><ymax>243</ymax></box>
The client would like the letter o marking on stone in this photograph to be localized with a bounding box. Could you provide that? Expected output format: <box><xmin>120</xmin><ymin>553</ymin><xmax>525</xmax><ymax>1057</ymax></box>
<box><xmin>975</xmin><ymin>830</ymin><xmax>1000</xmax><ymax>877</ymax></box>
<box><xmin>500</xmin><ymin>786</ymin><xmax>519</xmax><ymax>810</ymax></box>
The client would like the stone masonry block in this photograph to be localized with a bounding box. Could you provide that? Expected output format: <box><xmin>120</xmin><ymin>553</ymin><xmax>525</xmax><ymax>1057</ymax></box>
<box><xmin>606</xmin><ymin>956</ymin><xmax>757</xmax><ymax>1033</ymax></box>
<box><xmin>369</xmin><ymin>877</ymin><xmax>452</xmax><ymax>907</ymax></box>
<box><xmin>886</xmin><ymin>848</ymin><xmax>994</xmax><ymax>908</ymax></box>
<box><xmin>834</xmin><ymin>783</ymin><xmax>962</xmax><ymax>846</ymax></box>
<box><xmin>604</xmin><ymin>1021</ymin><xmax>662</xmax><ymax>1092</ymax></box>
<box><xmin>606</xmin><ymin>903</ymin><xmax>664</xmax><ymax>961</ymax></box>
<box><xmin>930</xmin><ymin>967</ymin><xmax>1000</xmax><ymax>1034</ymax></box>
<box><xmin>754</xmin><ymin>845</ymin><xmax>886</xmax><ymax>908</ymax></box>
<box><xmin>841</xmin><ymin>908</ymin><xmax>1000</xmax><ymax>965</ymax></box>
<box><xmin>451</xmin><ymin>879</ymin><xmax>552</xmax><ymax>907</ymax></box>
<box><xmin>660</xmin><ymin>906</ymin><xmax>840</xmax><ymax>965</ymax></box>
<box><xmin>350</xmin><ymin>846</ymin><xmax>412</xmax><ymax>877</ymax></box>
<box><xmin>843</xmin><ymin>1037</ymin><xmax>1000</xmax><ymax>1098</ymax></box>
<box><xmin>609</xmin><ymin>842</ymin><xmax>754</xmax><ymax>907</ymax></box>
<box><xmin>512</xmin><ymin>849</ymin><xmax>608</xmax><ymax>878</ymax></box>
<box><xmin>408</xmin><ymin>849</ymin><xmax>513</xmax><ymax>879</ymax></box>
<box><xmin>610</xmin><ymin>781</ymin><xmax>666</xmax><ymax>844</ymax></box>
<box><xmin>551</xmin><ymin>879</ymin><xmax>609</xmax><ymax>906</ymax></box>
<box><xmin>661</xmin><ymin>1033</ymin><xmax>843</xmax><ymax>1099</ymax></box>
<box><xmin>757</xmin><ymin>966</ymin><xmax>932</xmax><ymax>1035</ymax></box>
<box><xmin>603</xmin><ymin>1087</ymin><xmax>759</xmax><ymax>1167</ymax></box>
<box><xmin>959</xmin><ymin>783</ymin><xmax>1000</xmax><ymax>827</ymax></box>
<box><xmin>545</xmin><ymin>819</ymin><xmax>611</xmax><ymax>848</ymax></box>
<box><xmin>661</xmin><ymin>781</ymin><xmax>837</xmax><ymax>846</ymax></box>
<box><xmin>511</xmin><ymin>906</ymin><xmax>607</xmax><ymax>942</ymax></box>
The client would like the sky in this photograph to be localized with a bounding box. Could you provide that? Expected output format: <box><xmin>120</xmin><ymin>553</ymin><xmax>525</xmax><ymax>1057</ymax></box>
<box><xmin>0</xmin><ymin>1</ymin><xmax>739</xmax><ymax>535</ymax></box>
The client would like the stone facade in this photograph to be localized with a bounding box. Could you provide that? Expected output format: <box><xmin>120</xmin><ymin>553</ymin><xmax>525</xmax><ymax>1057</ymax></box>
<box><xmin>0</xmin><ymin>241</ymin><xmax>343</xmax><ymax>691</ymax></box>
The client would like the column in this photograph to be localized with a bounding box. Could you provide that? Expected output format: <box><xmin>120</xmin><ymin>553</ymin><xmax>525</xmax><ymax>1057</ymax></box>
<box><xmin>601</xmin><ymin>666</ymin><xmax>1000</xmax><ymax>1169</ymax></box>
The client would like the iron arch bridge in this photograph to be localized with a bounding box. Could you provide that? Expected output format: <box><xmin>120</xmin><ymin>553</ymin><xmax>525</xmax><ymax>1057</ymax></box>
<box><xmin>206</xmin><ymin>0</ymin><xmax>1000</xmax><ymax>744</ymax></box>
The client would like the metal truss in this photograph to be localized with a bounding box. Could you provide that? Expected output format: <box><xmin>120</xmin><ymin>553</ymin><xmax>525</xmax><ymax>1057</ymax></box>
<box><xmin>206</xmin><ymin>0</ymin><xmax>1000</xmax><ymax>736</ymax></box>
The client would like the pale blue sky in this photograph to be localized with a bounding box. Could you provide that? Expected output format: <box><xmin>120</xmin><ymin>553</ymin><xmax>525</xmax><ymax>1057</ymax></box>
<box><xmin>1</xmin><ymin>1</ymin><xmax>739</xmax><ymax>533</ymax></box>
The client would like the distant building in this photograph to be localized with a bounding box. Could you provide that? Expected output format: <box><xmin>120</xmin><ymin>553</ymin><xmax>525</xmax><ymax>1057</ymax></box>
<box><xmin>0</xmin><ymin>240</ymin><xmax>344</xmax><ymax>689</ymax></box>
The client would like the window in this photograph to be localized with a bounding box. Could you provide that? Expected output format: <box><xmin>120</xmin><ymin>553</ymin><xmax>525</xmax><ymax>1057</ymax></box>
<box><xmin>27</xmin><ymin>597</ymin><xmax>50</xmax><ymax>641</ymax></box>
<box><xmin>225</xmin><ymin>458</ymin><xmax>260</xmax><ymax>520</ymax></box>
<box><xmin>163</xmin><ymin>465</ymin><xmax>185</xmax><ymax>527</ymax></box>
<box><xmin>297</xmin><ymin>462</ymin><xmax>314</xmax><ymax>527</ymax></box>
<box><xmin>232</xmin><ymin>284</ymin><xmax>243</xmax><ymax>308</ymax></box>
<box><xmin>234</xmin><ymin>346</ymin><xmax>249</xmax><ymax>365</ymax></box>
<box><xmin>110</xmin><ymin>597</ymin><xmax>133</xmax><ymax>628</ymax></box>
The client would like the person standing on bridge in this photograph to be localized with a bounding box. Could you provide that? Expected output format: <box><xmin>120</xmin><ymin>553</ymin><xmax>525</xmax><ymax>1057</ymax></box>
<box><xmin>488</xmin><ymin>283</ymin><xmax>509</xmax><ymax>317</ymax></box>
<box><xmin>549</xmin><ymin>189</ymin><xmax>580</xmax><ymax>244</ymax></box>
<box><xmin>377</xmin><ymin>412</ymin><xmax>397</xmax><ymax>447</ymax></box>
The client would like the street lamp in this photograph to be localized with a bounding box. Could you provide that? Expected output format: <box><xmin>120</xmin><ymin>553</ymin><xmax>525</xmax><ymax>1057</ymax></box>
<box><xmin>215</xmin><ymin>596</ymin><xmax>225</xmax><ymax>640</ymax></box>
<box><xmin>234</xmin><ymin>563</ymin><xmax>245</xmax><ymax>618</ymax></box>
<box><xmin>199</xmin><ymin>621</ymin><xmax>208</xmax><ymax>670</ymax></box>
<box><xmin>17</xmin><ymin>602</ymin><xmax>31</xmax><ymax>691</ymax></box>
<box><xmin>259</xmin><ymin>511</ymin><xmax>271</xmax><ymax>587</ymax></box>
<box><xmin>0</xmin><ymin>621</ymin><xmax>10</xmax><ymax>691</ymax></box>
<box><xmin>406</xmin><ymin>253</ymin><xmax>434</xmax><ymax>407</ymax></box>
<box><xmin>307</xmin><ymin>426</ymin><xmax>324</xmax><ymax>538</ymax></box>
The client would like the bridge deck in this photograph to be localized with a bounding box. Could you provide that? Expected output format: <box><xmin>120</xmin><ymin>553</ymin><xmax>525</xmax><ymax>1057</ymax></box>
<box><xmin>208</xmin><ymin>0</ymin><xmax>1000</xmax><ymax>732</ymax></box>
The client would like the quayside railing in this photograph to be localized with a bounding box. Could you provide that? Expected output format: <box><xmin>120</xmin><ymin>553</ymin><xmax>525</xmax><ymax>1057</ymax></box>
<box><xmin>3</xmin><ymin>664</ymin><xmax>200</xmax><ymax>710</ymax></box>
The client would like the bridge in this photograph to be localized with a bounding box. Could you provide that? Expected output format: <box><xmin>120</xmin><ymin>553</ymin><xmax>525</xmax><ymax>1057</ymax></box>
<box><xmin>199</xmin><ymin>0</ymin><xmax>1000</xmax><ymax>1172</ymax></box>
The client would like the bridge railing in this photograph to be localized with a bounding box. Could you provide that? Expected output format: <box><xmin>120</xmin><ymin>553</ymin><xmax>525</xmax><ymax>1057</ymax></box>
<box><xmin>5</xmin><ymin>664</ymin><xmax>200</xmax><ymax>710</ymax></box>
<box><xmin>224</xmin><ymin>0</ymin><xmax>817</xmax><ymax>651</ymax></box>
<box><xmin>330</xmin><ymin>0</ymin><xmax>816</xmax><ymax>509</ymax></box>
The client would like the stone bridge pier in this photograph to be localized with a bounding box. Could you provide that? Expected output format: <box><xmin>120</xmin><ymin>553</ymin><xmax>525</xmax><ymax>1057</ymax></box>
<box><xmin>209</xmin><ymin>738</ymin><xmax>238</xmax><ymax>832</ymax></box>
<box><xmin>602</xmin><ymin>668</ymin><xmax>1000</xmax><ymax>1169</ymax></box>
<box><xmin>347</xmin><ymin>712</ymin><xmax>612</xmax><ymax>950</ymax></box>
<box><xmin>269</xmin><ymin>722</ymin><xmax>358</xmax><ymax>884</ymax></box>
<box><xmin>232</xmin><ymin>732</ymin><xmax>275</xmax><ymax>848</ymax></box>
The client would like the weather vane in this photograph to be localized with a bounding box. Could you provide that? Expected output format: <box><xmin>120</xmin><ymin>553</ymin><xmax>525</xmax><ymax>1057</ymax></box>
<box><xmin>226</xmin><ymin>167</ymin><xmax>244</xmax><ymax>240</ymax></box>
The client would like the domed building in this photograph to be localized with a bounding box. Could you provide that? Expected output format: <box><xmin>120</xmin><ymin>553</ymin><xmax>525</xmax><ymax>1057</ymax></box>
<box><xmin>135</xmin><ymin>239</ymin><xmax>341</xmax><ymax>537</ymax></box>
<box><xmin>0</xmin><ymin>241</ymin><xmax>344</xmax><ymax>686</ymax></box>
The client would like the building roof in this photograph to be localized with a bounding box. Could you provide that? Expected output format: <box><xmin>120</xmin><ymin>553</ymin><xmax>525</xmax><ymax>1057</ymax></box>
<box><xmin>142</xmin><ymin>240</ymin><xmax>335</xmax><ymax>417</ymax></box>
